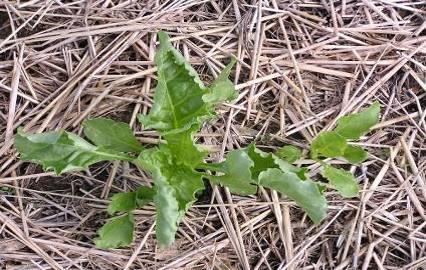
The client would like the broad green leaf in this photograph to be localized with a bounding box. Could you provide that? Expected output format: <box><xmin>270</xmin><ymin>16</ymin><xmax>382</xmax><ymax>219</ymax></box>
<box><xmin>163</xmin><ymin>125</ymin><xmax>207</xmax><ymax>167</ymax></box>
<box><xmin>136</xmin><ymin>147</ymin><xmax>204</xmax><ymax>246</ymax></box>
<box><xmin>334</xmin><ymin>102</ymin><xmax>380</xmax><ymax>140</ymax></box>
<box><xmin>311</xmin><ymin>131</ymin><xmax>347</xmax><ymax>159</ymax></box>
<box><xmin>95</xmin><ymin>214</ymin><xmax>134</xmax><ymax>249</ymax></box>
<box><xmin>208</xmin><ymin>150</ymin><xmax>257</xmax><ymax>195</ymax></box>
<box><xmin>138</xmin><ymin>32</ymin><xmax>210</xmax><ymax>134</ymax></box>
<box><xmin>139</xmin><ymin>32</ymin><xmax>237</xmax><ymax>135</ymax></box>
<box><xmin>276</xmin><ymin>145</ymin><xmax>302</xmax><ymax>163</ymax></box>
<box><xmin>15</xmin><ymin>129</ymin><xmax>132</xmax><ymax>174</ymax></box>
<box><xmin>343</xmin><ymin>145</ymin><xmax>368</xmax><ymax>164</ymax></box>
<box><xmin>259</xmin><ymin>168</ymin><xmax>327</xmax><ymax>224</ymax></box>
<box><xmin>107</xmin><ymin>186</ymin><xmax>155</xmax><ymax>215</ymax></box>
<box><xmin>322</xmin><ymin>164</ymin><xmax>359</xmax><ymax>198</ymax></box>
<box><xmin>83</xmin><ymin>118</ymin><xmax>143</xmax><ymax>153</ymax></box>
<box><xmin>203</xmin><ymin>58</ymin><xmax>237</xmax><ymax>103</ymax></box>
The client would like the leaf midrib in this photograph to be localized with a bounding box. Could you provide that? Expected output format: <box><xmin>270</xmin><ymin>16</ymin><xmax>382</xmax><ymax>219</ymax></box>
<box><xmin>161</xmin><ymin>51</ymin><xmax>179</xmax><ymax>129</ymax></box>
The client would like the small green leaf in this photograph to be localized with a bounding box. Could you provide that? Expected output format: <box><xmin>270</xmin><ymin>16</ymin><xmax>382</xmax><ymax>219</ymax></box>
<box><xmin>311</xmin><ymin>131</ymin><xmax>347</xmax><ymax>159</ymax></box>
<box><xmin>83</xmin><ymin>118</ymin><xmax>143</xmax><ymax>152</ymax></box>
<box><xmin>15</xmin><ymin>129</ymin><xmax>132</xmax><ymax>174</ymax></box>
<box><xmin>245</xmin><ymin>144</ymin><xmax>277</xmax><ymax>179</ymax></box>
<box><xmin>107</xmin><ymin>192</ymin><xmax>137</xmax><ymax>215</ymax></box>
<box><xmin>208</xmin><ymin>150</ymin><xmax>257</xmax><ymax>196</ymax></box>
<box><xmin>246</xmin><ymin>144</ymin><xmax>306</xmax><ymax>180</ymax></box>
<box><xmin>343</xmin><ymin>145</ymin><xmax>368</xmax><ymax>164</ymax></box>
<box><xmin>322</xmin><ymin>164</ymin><xmax>359</xmax><ymax>198</ymax></box>
<box><xmin>259</xmin><ymin>168</ymin><xmax>327</xmax><ymax>224</ymax></box>
<box><xmin>334</xmin><ymin>102</ymin><xmax>380</xmax><ymax>140</ymax></box>
<box><xmin>276</xmin><ymin>145</ymin><xmax>302</xmax><ymax>163</ymax></box>
<box><xmin>203</xmin><ymin>58</ymin><xmax>237</xmax><ymax>103</ymax></box>
<box><xmin>95</xmin><ymin>214</ymin><xmax>134</xmax><ymax>249</ymax></box>
<box><xmin>107</xmin><ymin>186</ymin><xmax>155</xmax><ymax>215</ymax></box>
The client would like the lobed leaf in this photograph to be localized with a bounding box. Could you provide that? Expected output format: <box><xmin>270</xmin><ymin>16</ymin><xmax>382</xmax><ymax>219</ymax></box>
<box><xmin>259</xmin><ymin>168</ymin><xmax>327</xmax><ymax>224</ymax></box>
<box><xmin>322</xmin><ymin>164</ymin><xmax>359</xmax><ymax>198</ymax></box>
<box><xmin>15</xmin><ymin>129</ymin><xmax>132</xmax><ymax>174</ymax></box>
<box><xmin>94</xmin><ymin>214</ymin><xmax>134</xmax><ymax>249</ymax></box>
<box><xmin>334</xmin><ymin>102</ymin><xmax>380</xmax><ymax>140</ymax></box>
<box><xmin>83</xmin><ymin>118</ymin><xmax>143</xmax><ymax>153</ymax></box>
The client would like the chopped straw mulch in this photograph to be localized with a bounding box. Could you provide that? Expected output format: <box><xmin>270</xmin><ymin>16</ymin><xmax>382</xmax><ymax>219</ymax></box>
<box><xmin>1</xmin><ymin>1</ymin><xmax>425</xmax><ymax>269</ymax></box>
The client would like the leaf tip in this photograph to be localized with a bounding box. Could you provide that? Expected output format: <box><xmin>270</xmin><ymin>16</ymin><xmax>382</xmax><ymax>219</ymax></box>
<box><xmin>157</xmin><ymin>31</ymin><xmax>170</xmax><ymax>46</ymax></box>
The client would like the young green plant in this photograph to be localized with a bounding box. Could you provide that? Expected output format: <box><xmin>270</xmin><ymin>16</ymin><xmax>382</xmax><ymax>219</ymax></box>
<box><xmin>15</xmin><ymin>32</ymin><xmax>380</xmax><ymax>248</ymax></box>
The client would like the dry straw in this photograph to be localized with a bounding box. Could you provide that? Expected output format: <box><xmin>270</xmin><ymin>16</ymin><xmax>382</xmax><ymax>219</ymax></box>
<box><xmin>0</xmin><ymin>1</ymin><xmax>425</xmax><ymax>269</ymax></box>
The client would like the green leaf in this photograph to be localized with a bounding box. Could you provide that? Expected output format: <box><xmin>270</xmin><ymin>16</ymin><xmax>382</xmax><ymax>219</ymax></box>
<box><xmin>334</xmin><ymin>102</ymin><xmax>380</xmax><ymax>140</ymax></box>
<box><xmin>107</xmin><ymin>186</ymin><xmax>155</xmax><ymax>215</ymax></box>
<box><xmin>154</xmin><ymin>172</ymin><xmax>180</xmax><ymax>247</ymax></box>
<box><xmin>245</xmin><ymin>144</ymin><xmax>277</xmax><ymax>179</ymax></box>
<box><xmin>136</xmin><ymin>147</ymin><xmax>204</xmax><ymax>246</ymax></box>
<box><xmin>95</xmin><ymin>214</ymin><xmax>134</xmax><ymax>249</ymax></box>
<box><xmin>343</xmin><ymin>145</ymin><xmax>368</xmax><ymax>164</ymax></box>
<box><xmin>15</xmin><ymin>129</ymin><xmax>132</xmax><ymax>174</ymax></box>
<box><xmin>208</xmin><ymin>150</ymin><xmax>257</xmax><ymax>196</ymax></box>
<box><xmin>138</xmin><ymin>32</ymin><xmax>210</xmax><ymax>134</ymax></box>
<box><xmin>136</xmin><ymin>186</ymin><xmax>156</xmax><ymax>208</ymax></box>
<box><xmin>259</xmin><ymin>168</ymin><xmax>327</xmax><ymax>224</ymax></box>
<box><xmin>107</xmin><ymin>192</ymin><xmax>137</xmax><ymax>215</ymax></box>
<box><xmin>311</xmin><ymin>131</ymin><xmax>347</xmax><ymax>159</ymax></box>
<box><xmin>276</xmin><ymin>145</ymin><xmax>302</xmax><ymax>163</ymax></box>
<box><xmin>163</xmin><ymin>125</ymin><xmax>207</xmax><ymax>167</ymax></box>
<box><xmin>322</xmin><ymin>164</ymin><xmax>359</xmax><ymax>198</ymax></box>
<box><xmin>139</xmin><ymin>32</ymin><xmax>237</xmax><ymax>135</ymax></box>
<box><xmin>83</xmin><ymin>118</ymin><xmax>143</xmax><ymax>153</ymax></box>
<box><xmin>203</xmin><ymin>58</ymin><xmax>237</xmax><ymax>103</ymax></box>
<box><xmin>245</xmin><ymin>144</ymin><xmax>306</xmax><ymax>180</ymax></box>
<box><xmin>137</xmin><ymin>147</ymin><xmax>204</xmax><ymax>211</ymax></box>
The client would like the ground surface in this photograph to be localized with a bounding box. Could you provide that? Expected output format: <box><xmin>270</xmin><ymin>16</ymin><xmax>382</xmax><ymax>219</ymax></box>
<box><xmin>0</xmin><ymin>1</ymin><xmax>425</xmax><ymax>269</ymax></box>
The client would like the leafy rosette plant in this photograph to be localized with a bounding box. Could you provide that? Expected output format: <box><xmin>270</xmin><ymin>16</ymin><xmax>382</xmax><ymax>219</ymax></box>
<box><xmin>15</xmin><ymin>32</ymin><xmax>380</xmax><ymax>248</ymax></box>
